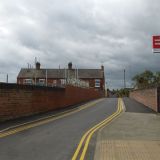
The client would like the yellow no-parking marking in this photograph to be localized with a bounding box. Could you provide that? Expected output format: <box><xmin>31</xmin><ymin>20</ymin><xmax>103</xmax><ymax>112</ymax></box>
<box><xmin>72</xmin><ymin>98</ymin><xmax>124</xmax><ymax>160</ymax></box>
<box><xmin>0</xmin><ymin>99</ymin><xmax>104</xmax><ymax>138</ymax></box>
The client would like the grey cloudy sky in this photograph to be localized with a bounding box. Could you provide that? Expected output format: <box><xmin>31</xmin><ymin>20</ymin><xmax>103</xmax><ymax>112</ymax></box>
<box><xmin>0</xmin><ymin>0</ymin><xmax>160</xmax><ymax>89</ymax></box>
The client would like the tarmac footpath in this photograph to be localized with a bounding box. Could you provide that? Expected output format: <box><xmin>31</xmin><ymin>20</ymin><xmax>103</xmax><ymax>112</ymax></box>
<box><xmin>94</xmin><ymin>98</ymin><xmax>160</xmax><ymax>160</ymax></box>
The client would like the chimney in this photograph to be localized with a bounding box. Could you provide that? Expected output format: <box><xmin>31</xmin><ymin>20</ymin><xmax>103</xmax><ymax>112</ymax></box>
<box><xmin>36</xmin><ymin>62</ymin><xmax>41</xmax><ymax>70</ymax></box>
<box><xmin>101</xmin><ymin>65</ymin><xmax>104</xmax><ymax>71</ymax></box>
<box><xmin>68</xmin><ymin>62</ymin><xmax>72</xmax><ymax>70</ymax></box>
<box><xmin>101</xmin><ymin>65</ymin><xmax>105</xmax><ymax>79</ymax></box>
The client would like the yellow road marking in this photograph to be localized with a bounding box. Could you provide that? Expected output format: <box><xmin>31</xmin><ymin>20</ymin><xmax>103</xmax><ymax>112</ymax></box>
<box><xmin>72</xmin><ymin>98</ymin><xmax>124</xmax><ymax>160</ymax></box>
<box><xmin>72</xmin><ymin>103</ymin><xmax>121</xmax><ymax>160</ymax></box>
<box><xmin>80</xmin><ymin>99</ymin><xmax>122</xmax><ymax>160</ymax></box>
<box><xmin>0</xmin><ymin>99</ymin><xmax>104</xmax><ymax>138</ymax></box>
<box><xmin>98</xmin><ymin>99</ymin><xmax>125</xmax><ymax>133</ymax></box>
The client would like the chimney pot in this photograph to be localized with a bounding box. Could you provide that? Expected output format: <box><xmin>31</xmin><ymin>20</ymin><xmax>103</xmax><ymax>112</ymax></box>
<box><xmin>36</xmin><ymin>62</ymin><xmax>41</xmax><ymax>70</ymax></box>
<box><xmin>101</xmin><ymin>65</ymin><xmax>104</xmax><ymax>70</ymax></box>
<box><xmin>68</xmin><ymin>62</ymin><xmax>72</xmax><ymax>70</ymax></box>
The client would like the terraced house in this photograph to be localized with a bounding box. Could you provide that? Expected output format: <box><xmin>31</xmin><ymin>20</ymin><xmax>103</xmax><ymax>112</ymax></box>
<box><xmin>17</xmin><ymin>62</ymin><xmax>105</xmax><ymax>91</ymax></box>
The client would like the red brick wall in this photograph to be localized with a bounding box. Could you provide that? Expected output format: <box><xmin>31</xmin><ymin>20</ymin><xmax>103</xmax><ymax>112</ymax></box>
<box><xmin>0</xmin><ymin>83</ymin><xmax>103</xmax><ymax>121</ymax></box>
<box><xmin>129</xmin><ymin>88</ymin><xmax>158</xmax><ymax>112</ymax></box>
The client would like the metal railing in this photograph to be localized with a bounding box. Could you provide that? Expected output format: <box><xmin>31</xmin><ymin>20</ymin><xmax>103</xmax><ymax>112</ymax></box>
<box><xmin>23</xmin><ymin>78</ymin><xmax>90</xmax><ymax>88</ymax></box>
<box><xmin>66</xmin><ymin>78</ymin><xmax>89</xmax><ymax>88</ymax></box>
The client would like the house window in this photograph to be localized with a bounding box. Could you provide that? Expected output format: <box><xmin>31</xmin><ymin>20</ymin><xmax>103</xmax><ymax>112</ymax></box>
<box><xmin>53</xmin><ymin>80</ymin><xmax>57</xmax><ymax>86</ymax></box>
<box><xmin>95</xmin><ymin>79</ymin><xmax>100</xmax><ymax>88</ymax></box>
<box><xmin>38</xmin><ymin>79</ymin><xmax>45</xmax><ymax>86</ymax></box>
<box><xmin>60</xmin><ymin>79</ymin><xmax>66</xmax><ymax>85</ymax></box>
<box><xmin>24</xmin><ymin>79</ymin><xmax>32</xmax><ymax>85</ymax></box>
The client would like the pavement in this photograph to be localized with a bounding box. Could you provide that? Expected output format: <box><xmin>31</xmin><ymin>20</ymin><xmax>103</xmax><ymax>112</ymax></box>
<box><xmin>1</xmin><ymin>97</ymin><xmax>159</xmax><ymax>160</ymax></box>
<box><xmin>0</xmin><ymin>98</ymin><xmax>118</xmax><ymax>160</ymax></box>
<box><xmin>94</xmin><ymin>97</ymin><xmax>160</xmax><ymax>160</ymax></box>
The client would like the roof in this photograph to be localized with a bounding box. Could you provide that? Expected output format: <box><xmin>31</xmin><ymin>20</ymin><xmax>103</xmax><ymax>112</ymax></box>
<box><xmin>17</xmin><ymin>68</ymin><xmax>104</xmax><ymax>79</ymax></box>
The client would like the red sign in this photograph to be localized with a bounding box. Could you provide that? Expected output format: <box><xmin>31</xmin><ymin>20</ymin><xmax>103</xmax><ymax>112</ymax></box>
<box><xmin>153</xmin><ymin>35</ymin><xmax>160</xmax><ymax>53</ymax></box>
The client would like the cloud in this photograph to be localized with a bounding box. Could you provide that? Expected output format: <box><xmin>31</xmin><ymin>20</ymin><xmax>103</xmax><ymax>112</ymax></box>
<box><xmin>0</xmin><ymin>0</ymin><xmax>160</xmax><ymax>88</ymax></box>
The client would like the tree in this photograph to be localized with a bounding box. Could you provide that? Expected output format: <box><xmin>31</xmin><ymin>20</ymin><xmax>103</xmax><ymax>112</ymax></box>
<box><xmin>132</xmin><ymin>70</ymin><xmax>160</xmax><ymax>88</ymax></box>
<box><xmin>153</xmin><ymin>72</ymin><xmax>160</xmax><ymax>86</ymax></box>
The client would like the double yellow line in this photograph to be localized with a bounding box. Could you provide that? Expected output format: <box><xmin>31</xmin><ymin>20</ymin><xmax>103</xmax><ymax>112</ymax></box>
<box><xmin>0</xmin><ymin>99</ymin><xmax>104</xmax><ymax>138</ymax></box>
<box><xmin>72</xmin><ymin>98</ymin><xmax>124</xmax><ymax>160</ymax></box>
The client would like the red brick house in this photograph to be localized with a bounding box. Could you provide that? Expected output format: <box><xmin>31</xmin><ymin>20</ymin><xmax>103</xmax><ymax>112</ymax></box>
<box><xmin>17</xmin><ymin>62</ymin><xmax>105</xmax><ymax>91</ymax></box>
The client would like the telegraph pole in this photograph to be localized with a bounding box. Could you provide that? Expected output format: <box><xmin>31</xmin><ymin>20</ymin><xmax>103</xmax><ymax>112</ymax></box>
<box><xmin>124</xmin><ymin>69</ymin><xmax>126</xmax><ymax>89</ymax></box>
<box><xmin>46</xmin><ymin>69</ymin><xmax>48</xmax><ymax>86</ymax></box>
<box><xmin>6</xmin><ymin>74</ymin><xmax>8</xmax><ymax>83</ymax></box>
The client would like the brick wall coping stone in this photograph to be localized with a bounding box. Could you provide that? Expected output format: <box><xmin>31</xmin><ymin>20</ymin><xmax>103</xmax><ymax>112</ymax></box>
<box><xmin>0</xmin><ymin>83</ymin><xmax>65</xmax><ymax>91</ymax></box>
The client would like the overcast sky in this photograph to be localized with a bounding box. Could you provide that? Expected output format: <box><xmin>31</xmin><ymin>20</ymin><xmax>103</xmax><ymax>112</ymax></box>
<box><xmin>0</xmin><ymin>0</ymin><xmax>160</xmax><ymax>89</ymax></box>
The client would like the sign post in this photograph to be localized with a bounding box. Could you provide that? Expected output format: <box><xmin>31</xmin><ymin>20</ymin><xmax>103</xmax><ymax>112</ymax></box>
<box><xmin>152</xmin><ymin>35</ymin><xmax>160</xmax><ymax>53</ymax></box>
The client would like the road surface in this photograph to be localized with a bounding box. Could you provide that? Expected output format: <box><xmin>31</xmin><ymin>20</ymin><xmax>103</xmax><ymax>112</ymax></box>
<box><xmin>0</xmin><ymin>98</ymin><xmax>117</xmax><ymax>160</ymax></box>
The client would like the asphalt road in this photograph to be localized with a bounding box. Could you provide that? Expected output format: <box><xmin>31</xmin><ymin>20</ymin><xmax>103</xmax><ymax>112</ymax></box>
<box><xmin>0</xmin><ymin>98</ymin><xmax>117</xmax><ymax>160</ymax></box>
<box><xmin>123</xmin><ymin>97</ymin><xmax>155</xmax><ymax>113</ymax></box>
